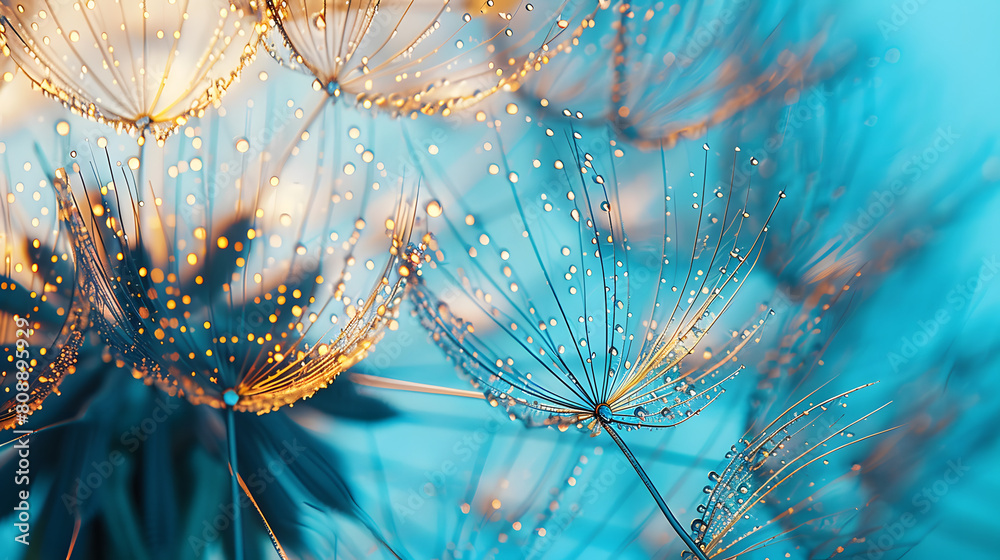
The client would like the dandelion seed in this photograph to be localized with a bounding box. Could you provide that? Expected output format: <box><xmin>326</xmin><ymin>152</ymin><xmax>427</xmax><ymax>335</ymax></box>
<box><xmin>0</xmin><ymin>0</ymin><xmax>265</xmax><ymax>143</ymax></box>
<box><xmin>54</xmin><ymin>144</ymin><xmax>419</xmax><ymax>415</ymax></box>
<box><xmin>264</xmin><ymin>0</ymin><xmax>606</xmax><ymax>117</ymax></box>
<box><xmin>521</xmin><ymin>2</ymin><xmax>834</xmax><ymax>148</ymax></box>
<box><xmin>51</xmin><ymin>130</ymin><xmax>422</xmax><ymax>559</ymax></box>
<box><xmin>0</xmin><ymin>168</ymin><xmax>88</xmax><ymax>430</ymax></box>
<box><xmin>410</xmin><ymin>116</ymin><xmax>784</xmax><ymax>559</ymax></box>
<box><xmin>685</xmin><ymin>384</ymin><xmax>893</xmax><ymax>559</ymax></box>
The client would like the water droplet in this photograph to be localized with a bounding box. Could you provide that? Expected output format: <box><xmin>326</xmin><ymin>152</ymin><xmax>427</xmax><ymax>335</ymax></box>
<box><xmin>426</xmin><ymin>200</ymin><xmax>443</xmax><ymax>218</ymax></box>
<box><xmin>312</xmin><ymin>11</ymin><xmax>326</xmax><ymax>29</ymax></box>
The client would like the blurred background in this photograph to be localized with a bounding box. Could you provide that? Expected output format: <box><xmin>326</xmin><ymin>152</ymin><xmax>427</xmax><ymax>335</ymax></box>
<box><xmin>0</xmin><ymin>0</ymin><xmax>997</xmax><ymax>559</ymax></box>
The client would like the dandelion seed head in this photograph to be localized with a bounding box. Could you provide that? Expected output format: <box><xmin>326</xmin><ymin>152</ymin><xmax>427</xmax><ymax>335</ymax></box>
<box><xmin>263</xmin><ymin>0</ymin><xmax>606</xmax><ymax>116</ymax></box>
<box><xmin>52</xmin><ymin>129</ymin><xmax>421</xmax><ymax>413</ymax></box>
<box><xmin>0</xmin><ymin>0</ymin><xmax>265</xmax><ymax>141</ymax></box>
<box><xmin>410</xmin><ymin>118</ymin><xmax>784</xmax><ymax>433</ymax></box>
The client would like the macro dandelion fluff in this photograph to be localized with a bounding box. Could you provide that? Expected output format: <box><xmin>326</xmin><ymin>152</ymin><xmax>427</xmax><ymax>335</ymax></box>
<box><xmin>0</xmin><ymin>0</ymin><xmax>267</xmax><ymax>144</ymax></box>
<box><xmin>681</xmin><ymin>384</ymin><xmax>892</xmax><ymax>559</ymax></box>
<box><xmin>264</xmin><ymin>0</ymin><xmax>608</xmax><ymax>117</ymax></box>
<box><xmin>409</xmin><ymin>111</ymin><xmax>785</xmax><ymax>558</ymax></box>
<box><xmin>0</xmin><ymin>159</ymin><xmax>88</xmax><ymax>431</ymax></box>
<box><xmin>50</xmin><ymin>125</ymin><xmax>420</xmax><ymax>558</ymax></box>
<box><xmin>522</xmin><ymin>1</ymin><xmax>841</xmax><ymax>148</ymax></box>
<box><xmin>53</xmin><ymin>146</ymin><xmax>417</xmax><ymax>413</ymax></box>
<box><xmin>748</xmin><ymin>217</ymin><xmax>1000</xmax><ymax>558</ymax></box>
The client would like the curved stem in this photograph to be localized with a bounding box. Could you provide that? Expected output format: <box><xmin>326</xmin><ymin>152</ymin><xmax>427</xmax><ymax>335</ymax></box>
<box><xmin>602</xmin><ymin>421</ymin><xmax>710</xmax><ymax>560</ymax></box>
<box><xmin>226</xmin><ymin>407</ymin><xmax>244</xmax><ymax>560</ymax></box>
